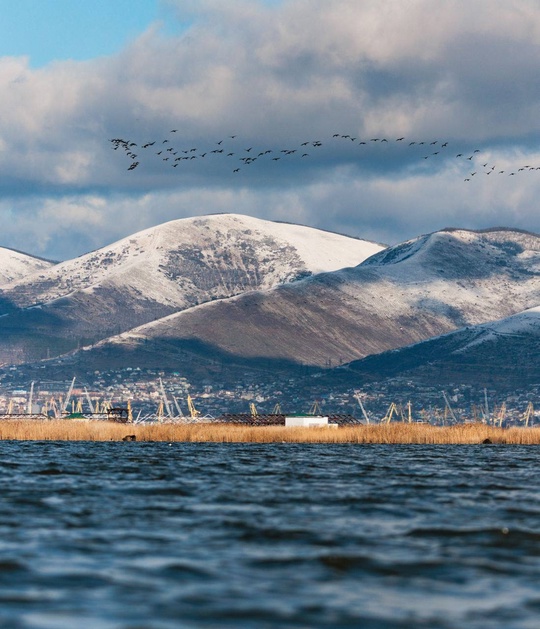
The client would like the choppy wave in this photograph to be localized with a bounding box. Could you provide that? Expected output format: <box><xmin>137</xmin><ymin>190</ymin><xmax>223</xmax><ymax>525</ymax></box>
<box><xmin>0</xmin><ymin>441</ymin><xmax>538</xmax><ymax>628</ymax></box>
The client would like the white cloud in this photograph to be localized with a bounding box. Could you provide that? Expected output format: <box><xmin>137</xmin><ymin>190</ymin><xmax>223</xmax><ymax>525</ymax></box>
<box><xmin>1</xmin><ymin>0</ymin><xmax>540</xmax><ymax>258</ymax></box>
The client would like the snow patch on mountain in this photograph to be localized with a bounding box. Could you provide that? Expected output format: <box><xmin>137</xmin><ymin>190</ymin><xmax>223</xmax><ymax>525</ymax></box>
<box><xmin>456</xmin><ymin>305</ymin><xmax>540</xmax><ymax>352</ymax></box>
<box><xmin>91</xmin><ymin>227</ymin><xmax>540</xmax><ymax>369</ymax></box>
<box><xmin>0</xmin><ymin>247</ymin><xmax>53</xmax><ymax>286</ymax></box>
<box><xmin>3</xmin><ymin>213</ymin><xmax>383</xmax><ymax>310</ymax></box>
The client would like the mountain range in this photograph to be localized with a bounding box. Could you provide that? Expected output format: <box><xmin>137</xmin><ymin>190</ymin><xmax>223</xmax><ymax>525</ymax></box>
<box><xmin>1</xmin><ymin>215</ymin><xmax>540</xmax><ymax>392</ymax></box>
<box><xmin>0</xmin><ymin>214</ymin><xmax>382</xmax><ymax>365</ymax></box>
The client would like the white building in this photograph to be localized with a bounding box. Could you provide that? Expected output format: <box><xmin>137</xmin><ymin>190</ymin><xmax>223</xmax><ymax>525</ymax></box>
<box><xmin>285</xmin><ymin>415</ymin><xmax>330</xmax><ymax>427</ymax></box>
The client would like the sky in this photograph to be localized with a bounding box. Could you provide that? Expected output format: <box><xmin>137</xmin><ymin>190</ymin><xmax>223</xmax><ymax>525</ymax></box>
<box><xmin>2</xmin><ymin>0</ymin><xmax>540</xmax><ymax>260</ymax></box>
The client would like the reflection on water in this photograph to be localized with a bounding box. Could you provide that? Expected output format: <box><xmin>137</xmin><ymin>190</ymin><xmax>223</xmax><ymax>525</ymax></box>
<box><xmin>0</xmin><ymin>441</ymin><xmax>539</xmax><ymax>628</ymax></box>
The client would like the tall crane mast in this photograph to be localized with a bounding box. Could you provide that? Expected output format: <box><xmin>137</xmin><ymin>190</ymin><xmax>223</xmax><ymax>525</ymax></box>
<box><xmin>62</xmin><ymin>377</ymin><xmax>76</xmax><ymax>415</ymax></box>
<box><xmin>382</xmin><ymin>402</ymin><xmax>398</xmax><ymax>424</ymax></box>
<box><xmin>496</xmin><ymin>402</ymin><xmax>506</xmax><ymax>427</ymax></box>
<box><xmin>354</xmin><ymin>392</ymin><xmax>370</xmax><ymax>424</ymax></box>
<box><xmin>442</xmin><ymin>391</ymin><xmax>458</xmax><ymax>423</ymax></box>
<box><xmin>173</xmin><ymin>396</ymin><xmax>184</xmax><ymax>418</ymax></box>
<box><xmin>524</xmin><ymin>402</ymin><xmax>534</xmax><ymax>427</ymax></box>
<box><xmin>159</xmin><ymin>378</ymin><xmax>173</xmax><ymax>418</ymax></box>
<box><xmin>187</xmin><ymin>395</ymin><xmax>200</xmax><ymax>420</ymax></box>
<box><xmin>27</xmin><ymin>381</ymin><xmax>34</xmax><ymax>414</ymax></box>
<box><xmin>84</xmin><ymin>387</ymin><xmax>95</xmax><ymax>413</ymax></box>
<box><xmin>156</xmin><ymin>400</ymin><xmax>164</xmax><ymax>422</ymax></box>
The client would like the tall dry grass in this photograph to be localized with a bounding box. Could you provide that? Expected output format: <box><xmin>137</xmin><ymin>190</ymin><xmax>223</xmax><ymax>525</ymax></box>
<box><xmin>0</xmin><ymin>420</ymin><xmax>540</xmax><ymax>444</ymax></box>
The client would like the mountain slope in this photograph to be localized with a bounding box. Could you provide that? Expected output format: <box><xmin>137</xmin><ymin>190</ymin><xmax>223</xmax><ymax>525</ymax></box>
<box><xmin>71</xmin><ymin>228</ymin><xmax>540</xmax><ymax>375</ymax></box>
<box><xmin>0</xmin><ymin>247</ymin><xmax>54</xmax><ymax>286</ymax></box>
<box><xmin>340</xmin><ymin>305</ymin><xmax>540</xmax><ymax>390</ymax></box>
<box><xmin>0</xmin><ymin>213</ymin><xmax>383</xmax><ymax>363</ymax></box>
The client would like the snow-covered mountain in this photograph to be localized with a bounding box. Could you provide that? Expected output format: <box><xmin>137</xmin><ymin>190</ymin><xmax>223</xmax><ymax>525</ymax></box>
<box><xmin>81</xmin><ymin>228</ymin><xmax>540</xmax><ymax>373</ymax></box>
<box><xmin>2</xmin><ymin>214</ymin><xmax>383</xmax><ymax>309</ymax></box>
<box><xmin>0</xmin><ymin>213</ymin><xmax>383</xmax><ymax>362</ymax></box>
<box><xmin>343</xmin><ymin>305</ymin><xmax>540</xmax><ymax>391</ymax></box>
<box><xmin>0</xmin><ymin>247</ymin><xmax>53</xmax><ymax>286</ymax></box>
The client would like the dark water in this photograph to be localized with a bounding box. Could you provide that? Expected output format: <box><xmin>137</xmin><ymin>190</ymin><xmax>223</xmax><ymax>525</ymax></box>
<box><xmin>0</xmin><ymin>443</ymin><xmax>539</xmax><ymax>629</ymax></box>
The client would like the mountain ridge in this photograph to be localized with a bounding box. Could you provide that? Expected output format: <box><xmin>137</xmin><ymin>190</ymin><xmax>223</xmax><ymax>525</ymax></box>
<box><xmin>0</xmin><ymin>247</ymin><xmax>55</xmax><ymax>287</ymax></box>
<box><xmin>35</xmin><ymin>226</ymin><xmax>540</xmax><ymax>384</ymax></box>
<box><xmin>338</xmin><ymin>305</ymin><xmax>540</xmax><ymax>390</ymax></box>
<box><xmin>0</xmin><ymin>213</ymin><xmax>383</xmax><ymax>364</ymax></box>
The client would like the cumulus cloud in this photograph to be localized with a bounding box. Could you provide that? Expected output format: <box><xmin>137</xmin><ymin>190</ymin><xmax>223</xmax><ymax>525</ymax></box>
<box><xmin>1</xmin><ymin>0</ymin><xmax>540</xmax><ymax>259</ymax></box>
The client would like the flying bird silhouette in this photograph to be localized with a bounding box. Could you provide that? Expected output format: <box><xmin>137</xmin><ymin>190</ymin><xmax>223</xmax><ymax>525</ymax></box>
<box><xmin>111</xmin><ymin>129</ymin><xmax>538</xmax><ymax>187</ymax></box>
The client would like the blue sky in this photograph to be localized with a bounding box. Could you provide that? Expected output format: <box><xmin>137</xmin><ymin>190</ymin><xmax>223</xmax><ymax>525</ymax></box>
<box><xmin>0</xmin><ymin>0</ymin><xmax>182</xmax><ymax>66</ymax></box>
<box><xmin>1</xmin><ymin>0</ymin><xmax>540</xmax><ymax>260</ymax></box>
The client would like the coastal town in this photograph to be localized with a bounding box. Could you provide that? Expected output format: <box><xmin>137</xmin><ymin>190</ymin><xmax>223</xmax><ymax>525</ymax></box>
<box><xmin>0</xmin><ymin>366</ymin><xmax>537</xmax><ymax>426</ymax></box>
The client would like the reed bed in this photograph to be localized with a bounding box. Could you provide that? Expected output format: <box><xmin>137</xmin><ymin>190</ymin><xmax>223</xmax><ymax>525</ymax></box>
<box><xmin>1</xmin><ymin>420</ymin><xmax>540</xmax><ymax>444</ymax></box>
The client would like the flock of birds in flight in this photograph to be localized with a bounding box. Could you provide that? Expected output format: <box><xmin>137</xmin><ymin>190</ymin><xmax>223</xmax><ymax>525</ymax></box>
<box><xmin>110</xmin><ymin>131</ymin><xmax>536</xmax><ymax>181</ymax></box>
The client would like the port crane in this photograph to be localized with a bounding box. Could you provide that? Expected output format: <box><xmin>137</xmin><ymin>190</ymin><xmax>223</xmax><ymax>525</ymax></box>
<box><xmin>406</xmin><ymin>401</ymin><xmax>412</xmax><ymax>423</ymax></box>
<box><xmin>159</xmin><ymin>378</ymin><xmax>173</xmax><ymax>419</ymax></box>
<box><xmin>84</xmin><ymin>387</ymin><xmax>95</xmax><ymax>413</ymax></box>
<box><xmin>61</xmin><ymin>377</ymin><xmax>76</xmax><ymax>415</ymax></box>
<box><xmin>442</xmin><ymin>391</ymin><xmax>458</xmax><ymax>424</ymax></box>
<box><xmin>27</xmin><ymin>381</ymin><xmax>34</xmax><ymax>414</ymax></box>
<box><xmin>523</xmin><ymin>402</ymin><xmax>534</xmax><ymax>427</ymax></box>
<box><xmin>380</xmin><ymin>401</ymin><xmax>412</xmax><ymax>424</ymax></box>
<box><xmin>45</xmin><ymin>396</ymin><xmax>60</xmax><ymax>419</ymax></box>
<box><xmin>495</xmin><ymin>403</ymin><xmax>506</xmax><ymax>427</ymax></box>
<box><xmin>354</xmin><ymin>392</ymin><xmax>371</xmax><ymax>424</ymax></box>
<box><xmin>382</xmin><ymin>402</ymin><xmax>398</xmax><ymax>424</ymax></box>
<box><xmin>187</xmin><ymin>395</ymin><xmax>200</xmax><ymax>420</ymax></box>
<box><xmin>173</xmin><ymin>396</ymin><xmax>184</xmax><ymax>418</ymax></box>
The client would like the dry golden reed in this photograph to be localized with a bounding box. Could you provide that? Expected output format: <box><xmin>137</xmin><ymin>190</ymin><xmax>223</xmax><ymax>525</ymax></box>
<box><xmin>0</xmin><ymin>420</ymin><xmax>540</xmax><ymax>444</ymax></box>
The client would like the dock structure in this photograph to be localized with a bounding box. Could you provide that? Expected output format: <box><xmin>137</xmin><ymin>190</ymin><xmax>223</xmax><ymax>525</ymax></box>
<box><xmin>216</xmin><ymin>413</ymin><xmax>362</xmax><ymax>426</ymax></box>
<box><xmin>0</xmin><ymin>413</ymin><xmax>49</xmax><ymax>420</ymax></box>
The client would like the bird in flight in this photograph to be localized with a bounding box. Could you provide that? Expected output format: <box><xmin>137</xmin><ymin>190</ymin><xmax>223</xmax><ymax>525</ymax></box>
<box><xmin>111</xmin><ymin>129</ymin><xmax>538</xmax><ymax>186</ymax></box>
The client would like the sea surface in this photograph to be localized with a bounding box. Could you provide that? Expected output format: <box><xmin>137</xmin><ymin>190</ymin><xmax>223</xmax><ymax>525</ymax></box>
<box><xmin>0</xmin><ymin>442</ymin><xmax>539</xmax><ymax>629</ymax></box>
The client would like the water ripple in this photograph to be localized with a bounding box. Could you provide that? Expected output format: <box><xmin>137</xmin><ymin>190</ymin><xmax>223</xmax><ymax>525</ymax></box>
<box><xmin>0</xmin><ymin>441</ymin><xmax>539</xmax><ymax>628</ymax></box>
